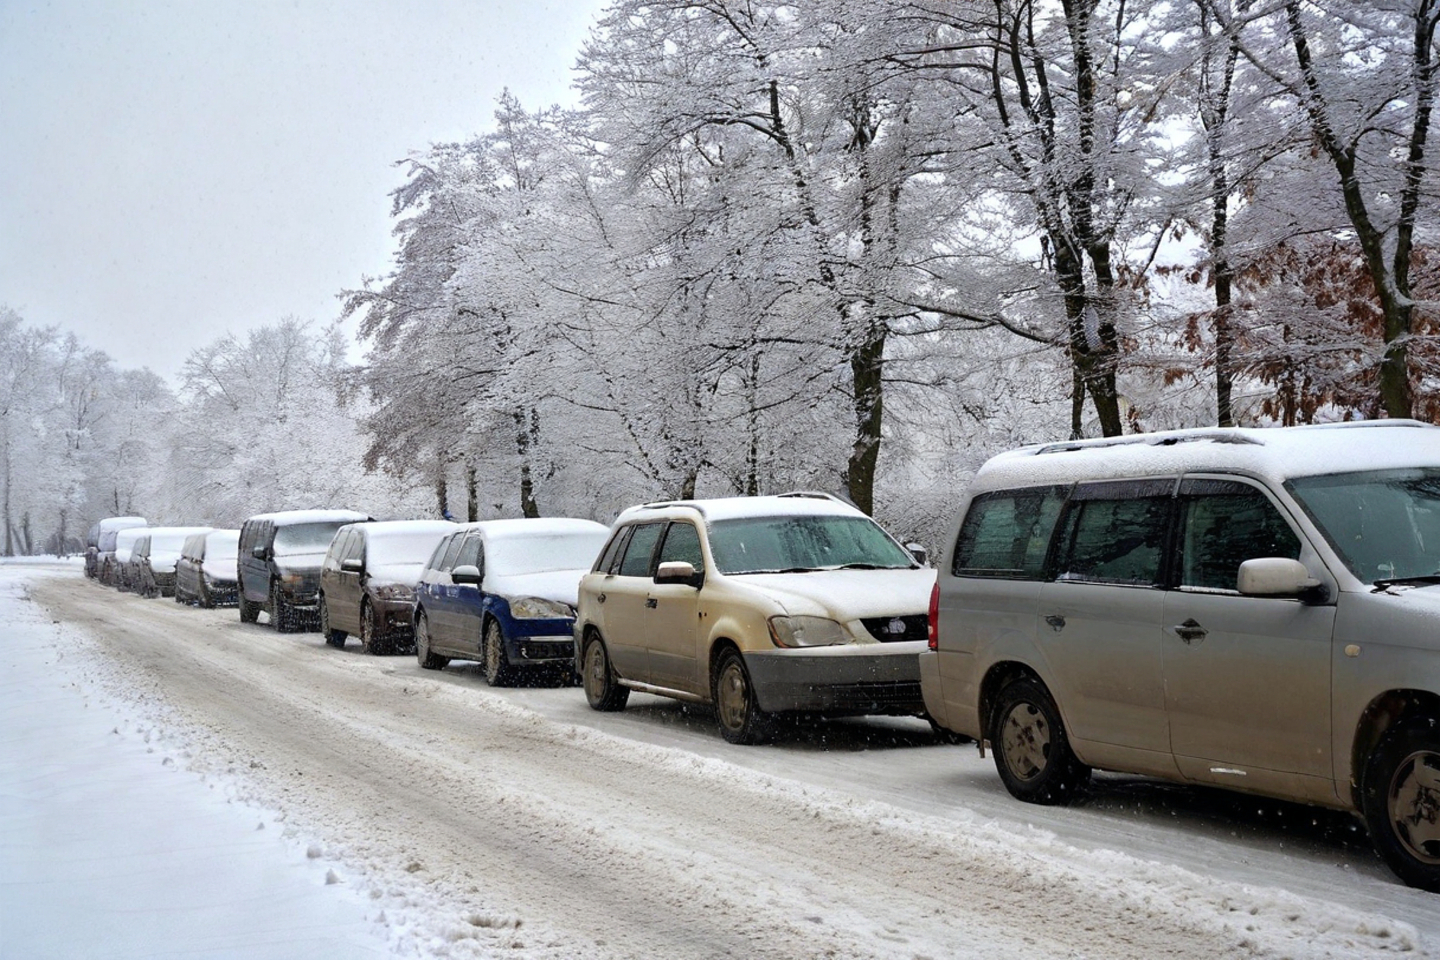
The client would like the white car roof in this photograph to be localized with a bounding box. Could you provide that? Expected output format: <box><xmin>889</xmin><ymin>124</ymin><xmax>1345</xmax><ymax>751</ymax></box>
<box><xmin>98</xmin><ymin>516</ymin><xmax>147</xmax><ymax>533</ymax></box>
<box><xmin>614</xmin><ymin>493</ymin><xmax>866</xmax><ymax>526</ymax></box>
<box><xmin>341</xmin><ymin>520</ymin><xmax>457</xmax><ymax>540</ymax></box>
<box><xmin>244</xmin><ymin>509</ymin><xmax>370</xmax><ymax>525</ymax></box>
<box><xmin>114</xmin><ymin>527</ymin><xmax>149</xmax><ymax>548</ymax></box>
<box><xmin>142</xmin><ymin>526</ymin><xmax>214</xmax><ymax>539</ymax></box>
<box><xmin>455</xmin><ymin>518</ymin><xmax>609</xmax><ymax>542</ymax></box>
<box><xmin>969</xmin><ymin>420</ymin><xmax>1440</xmax><ymax>496</ymax></box>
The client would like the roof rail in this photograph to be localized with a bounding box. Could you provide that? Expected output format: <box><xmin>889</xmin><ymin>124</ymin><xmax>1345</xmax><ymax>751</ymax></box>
<box><xmin>1033</xmin><ymin>431</ymin><xmax>1263</xmax><ymax>457</ymax></box>
<box><xmin>776</xmin><ymin>490</ymin><xmax>856</xmax><ymax>506</ymax></box>
<box><xmin>636</xmin><ymin>500</ymin><xmax>708</xmax><ymax>518</ymax></box>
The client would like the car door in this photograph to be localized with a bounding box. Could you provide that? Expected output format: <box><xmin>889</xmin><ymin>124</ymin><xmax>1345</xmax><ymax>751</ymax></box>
<box><xmin>426</xmin><ymin>534</ymin><xmax>468</xmax><ymax>649</ymax></box>
<box><xmin>1161</xmin><ymin>476</ymin><xmax>1338</xmax><ymax>802</ymax></box>
<box><xmin>1035</xmin><ymin>479</ymin><xmax>1175</xmax><ymax>770</ymax></box>
<box><xmin>450</xmin><ymin>534</ymin><xmax>486</xmax><ymax>657</ymax></box>
<box><xmin>646</xmin><ymin>521</ymin><xmax>706</xmax><ymax>694</ymax></box>
<box><xmin>336</xmin><ymin>530</ymin><xmax>366</xmax><ymax>634</ymax></box>
<box><xmin>597</xmin><ymin>521</ymin><xmax>667</xmax><ymax>682</ymax></box>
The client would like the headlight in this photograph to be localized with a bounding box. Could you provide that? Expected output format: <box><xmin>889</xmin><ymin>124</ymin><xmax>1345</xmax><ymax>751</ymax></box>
<box><xmin>768</xmin><ymin>615</ymin><xmax>849</xmax><ymax>648</ymax></box>
<box><xmin>371</xmin><ymin>583</ymin><xmax>414</xmax><ymax>601</ymax></box>
<box><xmin>509</xmin><ymin>596</ymin><xmax>574</xmax><ymax>619</ymax></box>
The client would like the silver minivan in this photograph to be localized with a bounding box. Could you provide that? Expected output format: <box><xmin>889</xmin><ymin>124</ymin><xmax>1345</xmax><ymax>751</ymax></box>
<box><xmin>922</xmin><ymin>420</ymin><xmax>1440</xmax><ymax>890</ymax></box>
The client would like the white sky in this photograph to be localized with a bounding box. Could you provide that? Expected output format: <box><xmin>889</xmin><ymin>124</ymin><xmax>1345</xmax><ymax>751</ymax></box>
<box><xmin>0</xmin><ymin>0</ymin><xmax>606</xmax><ymax>381</ymax></box>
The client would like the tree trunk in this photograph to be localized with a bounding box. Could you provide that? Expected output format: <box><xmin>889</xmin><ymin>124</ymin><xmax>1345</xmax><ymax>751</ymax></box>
<box><xmin>434</xmin><ymin>458</ymin><xmax>449</xmax><ymax>520</ymax></box>
<box><xmin>514</xmin><ymin>407</ymin><xmax>540</xmax><ymax>519</ymax></box>
<box><xmin>844</xmin><ymin>324</ymin><xmax>885</xmax><ymax>515</ymax></box>
<box><xmin>466</xmin><ymin>465</ymin><xmax>480</xmax><ymax>522</ymax></box>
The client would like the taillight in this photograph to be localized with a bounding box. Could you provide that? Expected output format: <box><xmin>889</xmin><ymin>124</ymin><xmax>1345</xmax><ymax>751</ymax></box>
<box><xmin>927</xmin><ymin>580</ymin><xmax>939</xmax><ymax>651</ymax></box>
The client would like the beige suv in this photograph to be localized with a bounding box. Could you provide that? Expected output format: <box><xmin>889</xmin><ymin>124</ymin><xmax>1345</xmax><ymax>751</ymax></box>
<box><xmin>922</xmin><ymin>420</ymin><xmax>1440</xmax><ymax>890</ymax></box>
<box><xmin>574</xmin><ymin>493</ymin><xmax>935</xmax><ymax>743</ymax></box>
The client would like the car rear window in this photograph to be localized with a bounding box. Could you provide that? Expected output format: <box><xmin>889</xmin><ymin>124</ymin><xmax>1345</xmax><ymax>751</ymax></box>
<box><xmin>952</xmin><ymin>486</ymin><xmax>1067</xmax><ymax>579</ymax></box>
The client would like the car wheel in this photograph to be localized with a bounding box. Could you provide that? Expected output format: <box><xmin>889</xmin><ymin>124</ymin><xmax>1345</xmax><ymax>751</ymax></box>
<box><xmin>582</xmin><ymin>635</ymin><xmax>629</xmax><ymax>711</ymax></box>
<box><xmin>712</xmin><ymin>647</ymin><xmax>771</xmax><ymax>745</ymax></box>
<box><xmin>198</xmin><ymin>579</ymin><xmax>215</xmax><ymax>609</ymax></box>
<box><xmin>359</xmin><ymin>599</ymin><xmax>387</xmax><ymax>655</ymax></box>
<box><xmin>319</xmin><ymin>596</ymin><xmax>346</xmax><ymax>648</ymax></box>
<box><xmin>415</xmin><ymin>611</ymin><xmax>448</xmax><ymax>670</ymax></box>
<box><xmin>991</xmin><ymin>677</ymin><xmax>1090</xmax><ymax>804</ymax></box>
<box><xmin>1362</xmin><ymin>721</ymin><xmax>1440</xmax><ymax>891</ymax></box>
<box><xmin>270</xmin><ymin>581</ymin><xmax>296</xmax><ymax>633</ymax></box>
<box><xmin>483</xmin><ymin>619</ymin><xmax>516</xmax><ymax>687</ymax></box>
<box><xmin>238</xmin><ymin>591</ymin><xmax>259</xmax><ymax>623</ymax></box>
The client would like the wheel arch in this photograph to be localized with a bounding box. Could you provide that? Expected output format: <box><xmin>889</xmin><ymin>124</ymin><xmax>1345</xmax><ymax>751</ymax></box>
<box><xmin>706</xmin><ymin>637</ymin><xmax>743</xmax><ymax>699</ymax></box>
<box><xmin>979</xmin><ymin>660</ymin><xmax>1050</xmax><ymax>741</ymax></box>
<box><xmin>1350</xmin><ymin>689</ymin><xmax>1440</xmax><ymax>807</ymax></box>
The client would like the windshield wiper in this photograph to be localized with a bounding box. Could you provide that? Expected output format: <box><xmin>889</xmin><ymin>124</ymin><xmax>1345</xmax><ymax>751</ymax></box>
<box><xmin>735</xmin><ymin>566</ymin><xmax>820</xmax><ymax>575</ymax></box>
<box><xmin>829</xmin><ymin>562</ymin><xmax>899</xmax><ymax>570</ymax></box>
<box><xmin>1371</xmin><ymin>575</ymin><xmax>1440</xmax><ymax>592</ymax></box>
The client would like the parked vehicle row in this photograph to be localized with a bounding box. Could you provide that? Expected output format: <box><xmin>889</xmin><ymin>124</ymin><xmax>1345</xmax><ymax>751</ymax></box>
<box><xmin>81</xmin><ymin>420</ymin><xmax>1440</xmax><ymax>891</ymax></box>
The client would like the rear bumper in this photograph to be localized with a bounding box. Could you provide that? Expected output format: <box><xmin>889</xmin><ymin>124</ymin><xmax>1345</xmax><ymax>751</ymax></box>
<box><xmin>743</xmin><ymin>643</ymin><xmax>926</xmax><ymax>715</ymax></box>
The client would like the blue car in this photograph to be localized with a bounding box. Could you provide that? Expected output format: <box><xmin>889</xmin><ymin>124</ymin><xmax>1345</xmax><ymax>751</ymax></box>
<box><xmin>413</xmin><ymin>518</ymin><xmax>610</xmax><ymax>686</ymax></box>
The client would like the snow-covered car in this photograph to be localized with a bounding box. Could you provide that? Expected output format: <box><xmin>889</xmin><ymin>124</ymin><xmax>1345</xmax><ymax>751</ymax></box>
<box><xmin>109</xmin><ymin>526</ymin><xmax>150</xmax><ymax>591</ymax></box>
<box><xmin>923</xmin><ymin>419</ymin><xmax>1440</xmax><ymax>891</ymax></box>
<box><xmin>86</xmin><ymin>516</ymin><xmax>146</xmax><ymax>580</ymax></box>
<box><xmin>131</xmin><ymin>526</ymin><xmax>214</xmax><ymax>598</ymax></box>
<box><xmin>174</xmin><ymin>529</ymin><xmax>241</xmax><ymax>607</ymax></box>
<box><xmin>413</xmin><ymin>518</ymin><xmax>610</xmax><ymax>686</ymax></box>
<box><xmin>318</xmin><ymin>520</ymin><xmax>455</xmax><ymax>655</ymax></box>
<box><xmin>574</xmin><ymin>493</ymin><xmax>935</xmax><ymax>744</ymax></box>
<box><xmin>95</xmin><ymin>518</ymin><xmax>147</xmax><ymax>585</ymax></box>
<box><xmin>237</xmin><ymin>509</ymin><xmax>371</xmax><ymax>632</ymax></box>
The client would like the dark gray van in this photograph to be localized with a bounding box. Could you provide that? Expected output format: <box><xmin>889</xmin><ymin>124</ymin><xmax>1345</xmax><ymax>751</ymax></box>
<box><xmin>237</xmin><ymin>509</ymin><xmax>369</xmax><ymax>632</ymax></box>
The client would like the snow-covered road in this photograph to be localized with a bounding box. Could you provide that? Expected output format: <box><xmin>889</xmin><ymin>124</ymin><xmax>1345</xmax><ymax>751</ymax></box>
<box><xmin>5</xmin><ymin>563</ymin><xmax>1434</xmax><ymax>958</ymax></box>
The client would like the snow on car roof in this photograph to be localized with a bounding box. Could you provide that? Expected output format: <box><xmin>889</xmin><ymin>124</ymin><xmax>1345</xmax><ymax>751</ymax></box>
<box><xmin>97</xmin><ymin>516</ymin><xmax>147</xmax><ymax>532</ymax></box>
<box><xmin>142</xmin><ymin>526</ymin><xmax>214</xmax><ymax>538</ymax></box>
<box><xmin>114</xmin><ymin>527</ymin><xmax>149</xmax><ymax>547</ymax></box>
<box><xmin>244</xmin><ymin>509</ymin><xmax>370</xmax><ymax>525</ymax></box>
<box><xmin>614</xmin><ymin>492</ymin><xmax>866</xmax><ymax>526</ymax></box>
<box><xmin>468</xmin><ymin>517</ymin><xmax>609</xmax><ymax>541</ymax></box>
<box><xmin>347</xmin><ymin>520</ymin><xmax>456</xmax><ymax>541</ymax></box>
<box><xmin>971</xmin><ymin>420</ymin><xmax>1440</xmax><ymax>495</ymax></box>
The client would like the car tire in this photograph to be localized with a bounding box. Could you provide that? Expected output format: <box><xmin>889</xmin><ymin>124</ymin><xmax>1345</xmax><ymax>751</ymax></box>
<box><xmin>239</xmin><ymin>591</ymin><xmax>259</xmax><ymax>623</ymax></box>
<box><xmin>320</xmin><ymin>596</ymin><xmax>346</xmax><ymax>648</ymax></box>
<box><xmin>991</xmin><ymin>677</ymin><xmax>1090</xmax><ymax>804</ymax></box>
<box><xmin>198</xmin><ymin>580</ymin><xmax>215</xmax><ymax>609</ymax></box>
<box><xmin>415</xmin><ymin>611</ymin><xmax>448</xmax><ymax>670</ymax></box>
<box><xmin>359</xmin><ymin>599</ymin><xmax>388</xmax><ymax>655</ymax></box>
<box><xmin>270</xmin><ymin>581</ymin><xmax>297</xmax><ymax>634</ymax></box>
<box><xmin>582</xmin><ymin>635</ymin><xmax>629</xmax><ymax>712</ymax></box>
<box><xmin>712</xmin><ymin>647</ymin><xmax>771</xmax><ymax>745</ymax></box>
<box><xmin>1362</xmin><ymin>721</ymin><xmax>1440</xmax><ymax>891</ymax></box>
<box><xmin>483</xmin><ymin>619</ymin><xmax>516</xmax><ymax>687</ymax></box>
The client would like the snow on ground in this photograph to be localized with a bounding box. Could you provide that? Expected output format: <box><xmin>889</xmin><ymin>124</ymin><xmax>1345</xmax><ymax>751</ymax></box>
<box><xmin>0</xmin><ymin>562</ymin><xmax>390</xmax><ymax>959</ymax></box>
<box><xmin>3</xmin><ymin>560</ymin><xmax>1436</xmax><ymax>959</ymax></box>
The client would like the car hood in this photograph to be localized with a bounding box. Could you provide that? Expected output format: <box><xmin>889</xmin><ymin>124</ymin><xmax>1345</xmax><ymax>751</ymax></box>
<box><xmin>147</xmin><ymin>550</ymin><xmax>182</xmax><ymax>572</ymax></box>
<box><xmin>368</xmin><ymin>562</ymin><xmax>424</xmax><ymax>588</ymax></box>
<box><xmin>274</xmin><ymin>554</ymin><xmax>325</xmax><ymax>576</ymax></box>
<box><xmin>201</xmin><ymin>557</ymin><xmax>238</xmax><ymax>580</ymax></box>
<box><xmin>727</xmin><ymin>568</ymin><xmax>934</xmax><ymax>618</ymax></box>
<box><xmin>486</xmin><ymin>568</ymin><xmax>588</xmax><ymax>608</ymax></box>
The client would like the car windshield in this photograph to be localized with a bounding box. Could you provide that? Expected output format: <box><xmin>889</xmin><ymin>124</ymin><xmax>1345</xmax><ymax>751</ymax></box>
<box><xmin>707</xmin><ymin>514</ymin><xmax>914</xmax><ymax>575</ymax></box>
<box><xmin>367</xmin><ymin>530</ymin><xmax>450</xmax><ymax>566</ymax></box>
<box><xmin>487</xmin><ymin>530</ymin><xmax>608</xmax><ymax>576</ymax></box>
<box><xmin>1287</xmin><ymin>467</ymin><xmax>1440</xmax><ymax>584</ymax></box>
<box><xmin>273</xmin><ymin>522</ymin><xmax>346</xmax><ymax>555</ymax></box>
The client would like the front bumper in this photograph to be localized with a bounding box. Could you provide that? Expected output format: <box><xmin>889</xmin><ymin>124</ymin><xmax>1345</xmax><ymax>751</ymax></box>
<box><xmin>509</xmin><ymin>634</ymin><xmax>574</xmax><ymax>664</ymax></box>
<box><xmin>743</xmin><ymin>643</ymin><xmax>926</xmax><ymax>715</ymax></box>
<box><xmin>204</xmin><ymin>576</ymin><xmax>239</xmax><ymax>605</ymax></box>
<box><xmin>370</xmin><ymin>596</ymin><xmax>417</xmax><ymax>639</ymax></box>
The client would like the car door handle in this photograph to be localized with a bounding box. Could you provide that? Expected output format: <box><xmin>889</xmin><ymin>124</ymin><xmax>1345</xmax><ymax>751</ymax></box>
<box><xmin>1044</xmin><ymin>615</ymin><xmax>1066</xmax><ymax>631</ymax></box>
<box><xmin>645</xmin><ymin>598</ymin><xmax>658</xmax><ymax>609</ymax></box>
<box><xmin>1172</xmin><ymin>619</ymin><xmax>1207</xmax><ymax>644</ymax></box>
<box><xmin>597</xmin><ymin>593</ymin><xmax>606</xmax><ymax>604</ymax></box>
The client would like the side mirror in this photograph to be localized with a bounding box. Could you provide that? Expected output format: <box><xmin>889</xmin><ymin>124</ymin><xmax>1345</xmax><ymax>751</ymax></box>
<box><xmin>252</xmin><ymin>545</ymin><xmax>268</xmax><ymax>560</ymax></box>
<box><xmin>905</xmin><ymin>542</ymin><xmax>929</xmax><ymax>566</ymax></box>
<box><xmin>655</xmin><ymin>560</ymin><xmax>702</xmax><ymax>588</ymax></box>
<box><xmin>1237</xmin><ymin>558</ymin><xmax>1325</xmax><ymax>600</ymax></box>
<box><xmin>340</xmin><ymin>558</ymin><xmax>363</xmax><ymax>574</ymax></box>
<box><xmin>451</xmin><ymin>564</ymin><xmax>482</xmax><ymax>586</ymax></box>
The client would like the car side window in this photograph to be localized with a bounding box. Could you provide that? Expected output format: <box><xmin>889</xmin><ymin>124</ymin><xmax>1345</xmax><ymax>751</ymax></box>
<box><xmin>1053</xmin><ymin>480</ymin><xmax>1174</xmax><ymax>586</ymax></box>
<box><xmin>1176</xmin><ymin>479</ymin><xmax>1302</xmax><ymax>591</ymax></box>
<box><xmin>454</xmin><ymin>535</ymin><xmax>481</xmax><ymax>571</ymax></box>
<box><xmin>438</xmin><ymin>535</ymin><xmax>466</xmax><ymax>572</ymax></box>
<box><xmin>952</xmin><ymin>486</ymin><xmax>1067</xmax><ymax>579</ymax></box>
<box><xmin>596</xmin><ymin>527</ymin><xmax>629</xmax><ymax>573</ymax></box>
<box><xmin>617</xmin><ymin>523</ymin><xmax>665</xmax><ymax>577</ymax></box>
<box><xmin>656</xmin><ymin>522</ymin><xmax>705</xmax><ymax>574</ymax></box>
<box><xmin>344</xmin><ymin>530</ymin><xmax>365</xmax><ymax>565</ymax></box>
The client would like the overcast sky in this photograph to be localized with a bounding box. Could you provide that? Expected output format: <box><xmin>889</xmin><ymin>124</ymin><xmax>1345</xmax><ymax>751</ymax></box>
<box><xmin>0</xmin><ymin>0</ymin><xmax>606</xmax><ymax>381</ymax></box>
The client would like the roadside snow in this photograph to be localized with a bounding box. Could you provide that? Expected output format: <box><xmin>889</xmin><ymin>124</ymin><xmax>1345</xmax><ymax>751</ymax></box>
<box><xmin>0</xmin><ymin>563</ymin><xmax>390</xmax><ymax>959</ymax></box>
